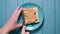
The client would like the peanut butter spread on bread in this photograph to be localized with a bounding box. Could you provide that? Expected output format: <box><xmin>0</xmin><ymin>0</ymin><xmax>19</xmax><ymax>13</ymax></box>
<box><xmin>23</xmin><ymin>7</ymin><xmax>39</xmax><ymax>24</ymax></box>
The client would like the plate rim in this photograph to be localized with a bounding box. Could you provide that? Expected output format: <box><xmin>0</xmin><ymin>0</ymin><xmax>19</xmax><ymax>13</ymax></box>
<box><xmin>21</xmin><ymin>3</ymin><xmax>44</xmax><ymax>31</ymax></box>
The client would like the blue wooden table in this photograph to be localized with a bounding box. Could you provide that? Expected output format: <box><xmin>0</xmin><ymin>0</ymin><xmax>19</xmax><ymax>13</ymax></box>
<box><xmin>0</xmin><ymin>0</ymin><xmax>60</xmax><ymax>34</ymax></box>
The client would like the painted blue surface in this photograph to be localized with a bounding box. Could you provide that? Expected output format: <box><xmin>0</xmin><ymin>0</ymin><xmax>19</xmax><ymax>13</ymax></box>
<box><xmin>0</xmin><ymin>0</ymin><xmax>60</xmax><ymax>34</ymax></box>
<box><xmin>55</xmin><ymin>0</ymin><xmax>60</xmax><ymax>34</ymax></box>
<box><xmin>0</xmin><ymin>0</ymin><xmax>6</xmax><ymax>28</ymax></box>
<box><xmin>43</xmin><ymin>0</ymin><xmax>54</xmax><ymax>34</ymax></box>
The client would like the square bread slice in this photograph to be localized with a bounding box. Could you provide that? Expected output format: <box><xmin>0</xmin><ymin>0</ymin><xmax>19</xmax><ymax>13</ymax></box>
<box><xmin>23</xmin><ymin>7</ymin><xmax>39</xmax><ymax>24</ymax></box>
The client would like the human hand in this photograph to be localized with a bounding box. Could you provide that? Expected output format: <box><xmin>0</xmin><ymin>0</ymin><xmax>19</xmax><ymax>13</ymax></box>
<box><xmin>0</xmin><ymin>7</ymin><xmax>23</xmax><ymax>34</ymax></box>
<box><xmin>21</xmin><ymin>25</ymin><xmax>30</xmax><ymax>34</ymax></box>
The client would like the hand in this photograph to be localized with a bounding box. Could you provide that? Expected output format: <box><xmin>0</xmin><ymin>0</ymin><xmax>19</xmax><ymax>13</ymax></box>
<box><xmin>21</xmin><ymin>25</ymin><xmax>30</xmax><ymax>34</ymax></box>
<box><xmin>0</xmin><ymin>7</ymin><xmax>23</xmax><ymax>34</ymax></box>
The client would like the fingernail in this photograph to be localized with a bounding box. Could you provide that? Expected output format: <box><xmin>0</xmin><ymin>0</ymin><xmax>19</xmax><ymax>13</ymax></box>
<box><xmin>20</xmin><ymin>7</ymin><xmax>23</xmax><ymax>10</ymax></box>
<box><xmin>18</xmin><ymin>6</ymin><xmax>20</xmax><ymax>10</ymax></box>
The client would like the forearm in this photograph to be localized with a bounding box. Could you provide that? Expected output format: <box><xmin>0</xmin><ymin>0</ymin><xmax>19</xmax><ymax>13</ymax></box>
<box><xmin>0</xmin><ymin>27</ymin><xmax>10</xmax><ymax>34</ymax></box>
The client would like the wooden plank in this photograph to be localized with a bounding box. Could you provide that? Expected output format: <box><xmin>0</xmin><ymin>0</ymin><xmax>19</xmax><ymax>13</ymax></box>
<box><xmin>43</xmin><ymin>0</ymin><xmax>54</xmax><ymax>34</ymax></box>
<box><xmin>17</xmin><ymin>0</ymin><xmax>24</xmax><ymax>7</ymax></box>
<box><xmin>17</xmin><ymin>0</ymin><xmax>30</xmax><ymax>7</ymax></box>
<box><xmin>5</xmin><ymin>0</ymin><xmax>17</xmax><ymax>34</ymax></box>
<box><xmin>30</xmin><ymin>0</ymin><xmax>43</xmax><ymax>34</ymax></box>
<box><xmin>0</xmin><ymin>0</ymin><xmax>6</xmax><ymax>28</ymax></box>
<box><xmin>17</xmin><ymin>0</ymin><xmax>23</xmax><ymax>34</ymax></box>
<box><xmin>55</xmin><ymin>0</ymin><xmax>60</xmax><ymax>34</ymax></box>
<box><xmin>23</xmin><ymin>0</ymin><xmax>30</xmax><ymax>3</ymax></box>
<box><xmin>18</xmin><ymin>0</ymin><xmax>31</xmax><ymax>34</ymax></box>
<box><xmin>5</xmin><ymin>0</ymin><xmax>17</xmax><ymax>22</ymax></box>
<box><xmin>31</xmin><ymin>0</ymin><xmax>43</xmax><ymax>8</ymax></box>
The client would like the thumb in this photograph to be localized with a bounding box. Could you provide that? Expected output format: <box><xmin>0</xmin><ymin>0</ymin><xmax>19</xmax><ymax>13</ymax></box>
<box><xmin>21</xmin><ymin>25</ymin><xmax>26</xmax><ymax>34</ymax></box>
<box><xmin>26</xmin><ymin>32</ymin><xmax>30</xmax><ymax>34</ymax></box>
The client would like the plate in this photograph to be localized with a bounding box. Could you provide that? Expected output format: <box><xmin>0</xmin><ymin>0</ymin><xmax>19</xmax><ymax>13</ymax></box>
<box><xmin>18</xmin><ymin>3</ymin><xmax>43</xmax><ymax>31</ymax></box>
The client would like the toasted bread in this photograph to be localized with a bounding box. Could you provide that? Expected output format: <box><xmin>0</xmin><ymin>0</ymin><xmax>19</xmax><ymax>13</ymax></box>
<box><xmin>23</xmin><ymin>7</ymin><xmax>39</xmax><ymax>24</ymax></box>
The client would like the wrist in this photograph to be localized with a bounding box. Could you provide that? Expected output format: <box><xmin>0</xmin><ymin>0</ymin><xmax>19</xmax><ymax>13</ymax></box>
<box><xmin>0</xmin><ymin>27</ymin><xmax>10</xmax><ymax>34</ymax></box>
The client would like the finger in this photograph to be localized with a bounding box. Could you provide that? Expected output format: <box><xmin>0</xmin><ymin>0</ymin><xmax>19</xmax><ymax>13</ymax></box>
<box><xmin>17</xmin><ymin>23</ymin><xmax>23</xmax><ymax>28</ymax></box>
<box><xmin>21</xmin><ymin>25</ymin><xmax>26</xmax><ymax>34</ymax></box>
<box><xmin>15</xmin><ymin>6</ymin><xmax>20</xmax><ymax>11</ymax></box>
<box><xmin>26</xmin><ymin>32</ymin><xmax>30</xmax><ymax>34</ymax></box>
<box><xmin>11</xmin><ymin>7</ymin><xmax>22</xmax><ymax>21</ymax></box>
<box><xmin>14</xmin><ymin>7</ymin><xmax>22</xmax><ymax>18</ymax></box>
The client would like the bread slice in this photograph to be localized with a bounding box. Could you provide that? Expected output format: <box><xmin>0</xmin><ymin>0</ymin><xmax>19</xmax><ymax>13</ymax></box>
<box><xmin>23</xmin><ymin>7</ymin><xmax>39</xmax><ymax>24</ymax></box>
